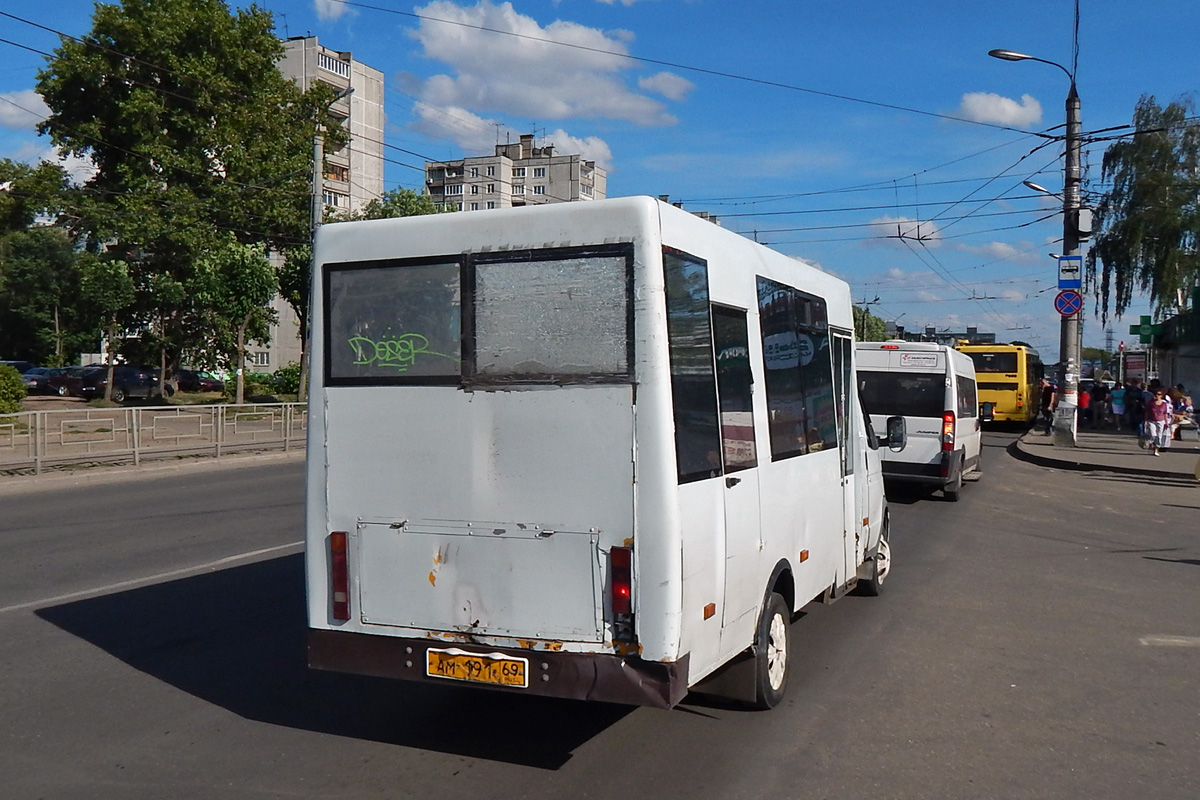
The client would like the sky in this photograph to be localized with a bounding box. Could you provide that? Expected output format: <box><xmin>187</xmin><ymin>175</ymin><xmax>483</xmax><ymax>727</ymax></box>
<box><xmin>2</xmin><ymin>0</ymin><xmax>1198</xmax><ymax>357</ymax></box>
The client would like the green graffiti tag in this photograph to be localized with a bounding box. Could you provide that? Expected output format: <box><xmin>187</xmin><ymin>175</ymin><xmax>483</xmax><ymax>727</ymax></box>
<box><xmin>347</xmin><ymin>333</ymin><xmax>459</xmax><ymax>372</ymax></box>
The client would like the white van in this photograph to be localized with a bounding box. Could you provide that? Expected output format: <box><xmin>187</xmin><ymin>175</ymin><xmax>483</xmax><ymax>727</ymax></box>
<box><xmin>305</xmin><ymin>196</ymin><xmax>902</xmax><ymax>710</ymax></box>
<box><xmin>855</xmin><ymin>341</ymin><xmax>983</xmax><ymax>501</ymax></box>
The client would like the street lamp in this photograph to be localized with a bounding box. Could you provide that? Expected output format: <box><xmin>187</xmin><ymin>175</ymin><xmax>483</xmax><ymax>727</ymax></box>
<box><xmin>990</xmin><ymin>48</ymin><xmax>1084</xmax><ymax>447</ymax></box>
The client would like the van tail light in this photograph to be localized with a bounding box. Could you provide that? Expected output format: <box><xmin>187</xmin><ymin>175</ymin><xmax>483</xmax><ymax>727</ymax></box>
<box><xmin>941</xmin><ymin>412</ymin><xmax>955</xmax><ymax>452</ymax></box>
<box><xmin>610</xmin><ymin>546</ymin><xmax>635</xmax><ymax>642</ymax></box>
<box><xmin>330</xmin><ymin>531</ymin><xmax>350</xmax><ymax>622</ymax></box>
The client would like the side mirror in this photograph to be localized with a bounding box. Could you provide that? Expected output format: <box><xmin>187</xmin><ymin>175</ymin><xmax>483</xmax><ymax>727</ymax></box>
<box><xmin>886</xmin><ymin>416</ymin><xmax>907</xmax><ymax>452</ymax></box>
<box><xmin>980</xmin><ymin>401</ymin><xmax>995</xmax><ymax>423</ymax></box>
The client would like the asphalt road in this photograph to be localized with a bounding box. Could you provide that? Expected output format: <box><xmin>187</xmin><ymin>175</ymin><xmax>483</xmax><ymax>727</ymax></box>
<box><xmin>1</xmin><ymin>435</ymin><xmax>1197</xmax><ymax>799</ymax></box>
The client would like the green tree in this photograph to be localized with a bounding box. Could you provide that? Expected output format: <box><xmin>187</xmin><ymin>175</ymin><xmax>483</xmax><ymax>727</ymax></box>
<box><xmin>1087</xmin><ymin>96</ymin><xmax>1200</xmax><ymax>320</ymax></box>
<box><xmin>0</xmin><ymin>226</ymin><xmax>89</xmax><ymax>365</ymax></box>
<box><xmin>0</xmin><ymin>365</ymin><xmax>26</xmax><ymax>414</ymax></box>
<box><xmin>196</xmin><ymin>238</ymin><xmax>278</xmax><ymax>404</ymax></box>
<box><xmin>36</xmin><ymin>0</ymin><xmax>332</xmax><ymax>376</ymax></box>
<box><xmin>78</xmin><ymin>256</ymin><xmax>134</xmax><ymax>402</ymax></box>
<box><xmin>853</xmin><ymin>305</ymin><xmax>887</xmax><ymax>341</ymax></box>
<box><xmin>0</xmin><ymin>159</ymin><xmax>71</xmax><ymax>236</ymax></box>
<box><xmin>326</xmin><ymin>187</ymin><xmax>444</xmax><ymax>223</ymax></box>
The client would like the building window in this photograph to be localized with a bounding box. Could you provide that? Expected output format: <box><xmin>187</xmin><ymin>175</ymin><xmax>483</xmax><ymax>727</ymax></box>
<box><xmin>513</xmin><ymin>185</ymin><xmax>525</xmax><ymax>195</ymax></box>
<box><xmin>445</xmin><ymin>184</ymin><xmax>463</xmax><ymax>196</ymax></box>
<box><xmin>471</xmin><ymin>185</ymin><xmax>479</xmax><ymax>195</ymax></box>
<box><xmin>486</xmin><ymin>183</ymin><xmax>495</xmax><ymax>193</ymax></box>
<box><xmin>322</xmin><ymin>190</ymin><xmax>349</xmax><ymax>208</ymax></box>
<box><xmin>456</xmin><ymin>202</ymin><xmax>463</xmax><ymax>211</ymax></box>
<box><xmin>470</xmin><ymin>203</ymin><xmax>479</xmax><ymax>211</ymax></box>
<box><xmin>470</xmin><ymin>167</ymin><xmax>479</xmax><ymax>178</ymax></box>
<box><xmin>581</xmin><ymin>184</ymin><xmax>593</xmax><ymax>197</ymax></box>
<box><xmin>487</xmin><ymin>166</ymin><xmax>495</xmax><ymax>176</ymax></box>
<box><xmin>252</xmin><ymin>351</ymin><xmax>271</xmax><ymax>367</ymax></box>
<box><xmin>513</xmin><ymin>167</ymin><xmax>526</xmax><ymax>178</ymax></box>
<box><xmin>325</xmin><ymin>164</ymin><xmax>349</xmax><ymax>182</ymax></box>
<box><xmin>487</xmin><ymin>201</ymin><xmax>495</xmax><ymax>209</ymax></box>
<box><xmin>533</xmin><ymin>185</ymin><xmax>546</xmax><ymax>195</ymax></box>
<box><xmin>533</xmin><ymin>167</ymin><xmax>546</xmax><ymax>178</ymax></box>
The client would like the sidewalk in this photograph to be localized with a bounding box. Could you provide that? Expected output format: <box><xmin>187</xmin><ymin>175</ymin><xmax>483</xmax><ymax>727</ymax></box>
<box><xmin>1015</xmin><ymin>424</ymin><xmax>1200</xmax><ymax>480</ymax></box>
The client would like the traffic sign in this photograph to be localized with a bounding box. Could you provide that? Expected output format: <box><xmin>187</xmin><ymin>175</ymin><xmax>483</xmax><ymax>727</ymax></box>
<box><xmin>1057</xmin><ymin>255</ymin><xmax>1082</xmax><ymax>289</ymax></box>
<box><xmin>1054</xmin><ymin>289</ymin><xmax>1083</xmax><ymax>316</ymax></box>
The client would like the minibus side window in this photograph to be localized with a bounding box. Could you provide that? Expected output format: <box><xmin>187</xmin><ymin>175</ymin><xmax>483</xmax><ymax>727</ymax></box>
<box><xmin>712</xmin><ymin>306</ymin><xmax>757</xmax><ymax>472</ymax></box>
<box><xmin>664</xmin><ymin>250</ymin><xmax>721</xmax><ymax>483</ymax></box>
<box><xmin>957</xmin><ymin>376</ymin><xmax>978</xmax><ymax>418</ymax></box>
<box><xmin>756</xmin><ymin>277</ymin><xmax>838</xmax><ymax>459</ymax></box>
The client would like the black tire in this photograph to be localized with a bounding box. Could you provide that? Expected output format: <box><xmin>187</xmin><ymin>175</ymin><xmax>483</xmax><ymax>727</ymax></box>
<box><xmin>752</xmin><ymin>592</ymin><xmax>791</xmax><ymax>710</ymax></box>
<box><xmin>858</xmin><ymin>518</ymin><xmax>890</xmax><ymax>597</ymax></box>
<box><xmin>56</xmin><ymin>385</ymin><xmax>69</xmax><ymax>397</ymax></box>
<box><xmin>111</xmin><ymin>387</ymin><xmax>126</xmax><ymax>403</ymax></box>
<box><xmin>162</xmin><ymin>384</ymin><xmax>175</xmax><ymax>398</ymax></box>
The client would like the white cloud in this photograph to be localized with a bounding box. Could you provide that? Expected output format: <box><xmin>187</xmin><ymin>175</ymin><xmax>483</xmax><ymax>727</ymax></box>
<box><xmin>544</xmin><ymin>129</ymin><xmax>613</xmax><ymax>169</ymax></box>
<box><xmin>314</xmin><ymin>0</ymin><xmax>354</xmax><ymax>21</ymax></box>
<box><xmin>408</xmin><ymin>1</ymin><xmax>678</xmax><ymax>126</ymax></box>
<box><xmin>956</xmin><ymin>92</ymin><xmax>1042</xmax><ymax>128</ymax></box>
<box><xmin>638</xmin><ymin>72</ymin><xmax>694</xmax><ymax>101</ymax></box>
<box><xmin>0</xmin><ymin>90</ymin><xmax>49</xmax><ymax>130</ymax></box>
<box><xmin>955</xmin><ymin>240</ymin><xmax>1040</xmax><ymax>263</ymax></box>
<box><xmin>863</xmin><ymin>215</ymin><xmax>943</xmax><ymax>247</ymax></box>
<box><xmin>596</xmin><ymin>0</ymin><xmax>643</xmax><ymax>6</ymax></box>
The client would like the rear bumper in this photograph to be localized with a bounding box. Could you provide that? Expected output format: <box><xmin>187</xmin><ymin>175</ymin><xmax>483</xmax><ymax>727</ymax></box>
<box><xmin>882</xmin><ymin>452</ymin><xmax>960</xmax><ymax>486</ymax></box>
<box><xmin>308</xmin><ymin>628</ymin><xmax>690</xmax><ymax>709</ymax></box>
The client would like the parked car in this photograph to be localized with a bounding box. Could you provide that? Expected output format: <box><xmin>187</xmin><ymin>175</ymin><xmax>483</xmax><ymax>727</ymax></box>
<box><xmin>177</xmin><ymin>369</ymin><xmax>225</xmax><ymax>393</ymax></box>
<box><xmin>21</xmin><ymin>367</ymin><xmax>60</xmax><ymax>395</ymax></box>
<box><xmin>78</xmin><ymin>365</ymin><xmax>161</xmax><ymax>402</ymax></box>
<box><xmin>47</xmin><ymin>366</ymin><xmax>99</xmax><ymax>397</ymax></box>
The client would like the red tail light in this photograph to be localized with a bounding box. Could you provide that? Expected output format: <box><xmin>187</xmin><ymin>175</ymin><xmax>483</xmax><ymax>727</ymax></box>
<box><xmin>941</xmin><ymin>412</ymin><xmax>955</xmax><ymax>452</ymax></box>
<box><xmin>611</xmin><ymin>546</ymin><xmax>632</xmax><ymax>614</ymax></box>
<box><xmin>330</xmin><ymin>531</ymin><xmax>350</xmax><ymax>622</ymax></box>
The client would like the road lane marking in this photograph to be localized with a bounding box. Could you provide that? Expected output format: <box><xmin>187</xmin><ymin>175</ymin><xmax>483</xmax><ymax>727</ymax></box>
<box><xmin>0</xmin><ymin>541</ymin><xmax>303</xmax><ymax>615</ymax></box>
<box><xmin>1139</xmin><ymin>635</ymin><xmax>1200</xmax><ymax>647</ymax></box>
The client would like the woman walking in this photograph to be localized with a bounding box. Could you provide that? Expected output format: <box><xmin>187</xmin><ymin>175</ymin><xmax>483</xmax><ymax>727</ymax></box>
<box><xmin>1144</xmin><ymin>388</ymin><xmax>1172</xmax><ymax>456</ymax></box>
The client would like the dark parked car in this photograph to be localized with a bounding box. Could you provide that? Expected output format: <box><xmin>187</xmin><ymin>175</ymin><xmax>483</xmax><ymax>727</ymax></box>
<box><xmin>78</xmin><ymin>365</ymin><xmax>161</xmax><ymax>402</ymax></box>
<box><xmin>21</xmin><ymin>367</ymin><xmax>60</xmax><ymax>394</ymax></box>
<box><xmin>177</xmin><ymin>369</ymin><xmax>225</xmax><ymax>393</ymax></box>
<box><xmin>48</xmin><ymin>366</ymin><xmax>99</xmax><ymax>397</ymax></box>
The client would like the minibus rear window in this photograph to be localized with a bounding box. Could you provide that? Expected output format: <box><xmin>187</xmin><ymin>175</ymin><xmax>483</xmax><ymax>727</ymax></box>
<box><xmin>858</xmin><ymin>371</ymin><xmax>945</xmax><ymax>419</ymax></box>
<box><xmin>966</xmin><ymin>351</ymin><xmax>1018</xmax><ymax>373</ymax></box>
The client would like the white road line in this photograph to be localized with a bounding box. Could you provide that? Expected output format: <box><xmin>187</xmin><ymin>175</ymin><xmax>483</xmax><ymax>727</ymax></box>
<box><xmin>0</xmin><ymin>541</ymin><xmax>304</xmax><ymax>615</ymax></box>
<box><xmin>1139</xmin><ymin>635</ymin><xmax>1200</xmax><ymax>647</ymax></box>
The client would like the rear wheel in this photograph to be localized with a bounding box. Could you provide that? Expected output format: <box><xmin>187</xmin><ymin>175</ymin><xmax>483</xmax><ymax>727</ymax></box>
<box><xmin>56</xmin><ymin>385</ymin><xmax>68</xmax><ymax>397</ymax></box>
<box><xmin>752</xmin><ymin>592</ymin><xmax>790</xmax><ymax>710</ymax></box>
<box><xmin>111</xmin><ymin>387</ymin><xmax>126</xmax><ymax>403</ymax></box>
<box><xmin>943</xmin><ymin>455</ymin><xmax>963</xmax><ymax>502</ymax></box>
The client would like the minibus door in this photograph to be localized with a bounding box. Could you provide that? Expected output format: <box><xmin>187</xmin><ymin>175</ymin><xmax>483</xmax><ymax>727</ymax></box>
<box><xmin>832</xmin><ymin>332</ymin><xmax>861</xmax><ymax>586</ymax></box>
<box><xmin>712</xmin><ymin>306</ymin><xmax>762</xmax><ymax>628</ymax></box>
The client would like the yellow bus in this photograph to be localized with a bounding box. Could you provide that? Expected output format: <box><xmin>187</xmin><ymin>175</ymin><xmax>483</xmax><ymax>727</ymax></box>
<box><xmin>954</xmin><ymin>343</ymin><xmax>1044</xmax><ymax>425</ymax></box>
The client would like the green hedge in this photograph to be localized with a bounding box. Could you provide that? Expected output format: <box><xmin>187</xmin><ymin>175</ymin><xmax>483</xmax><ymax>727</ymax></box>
<box><xmin>0</xmin><ymin>365</ymin><xmax>26</xmax><ymax>414</ymax></box>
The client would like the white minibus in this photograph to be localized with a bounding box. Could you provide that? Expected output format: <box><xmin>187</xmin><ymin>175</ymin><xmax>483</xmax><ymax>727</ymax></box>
<box><xmin>856</xmin><ymin>341</ymin><xmax>984</xmax><ymax>501</ymax></box>
<box><xmin>306</xmin><ymin>196</ymin><xmax>900</xmax><ymax>709</ymax></box>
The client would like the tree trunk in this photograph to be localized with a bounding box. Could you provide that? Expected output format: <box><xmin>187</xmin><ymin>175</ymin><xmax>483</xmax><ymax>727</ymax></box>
<box><xmin>235</xmin><ymin>312</ymin><xmax>250</xmax><ymax>405</ymax></box>
<box><xmin>103</xmin><ymin>318</ymin><xmax>117</xmax><ymax>402</ymax></box>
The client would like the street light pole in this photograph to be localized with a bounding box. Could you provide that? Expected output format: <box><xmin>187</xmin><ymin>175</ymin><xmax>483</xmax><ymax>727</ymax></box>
<box><xmin>989</xmin><ymin>49</ymin><xmax>1082</xmax><ymax>446</ymax></box>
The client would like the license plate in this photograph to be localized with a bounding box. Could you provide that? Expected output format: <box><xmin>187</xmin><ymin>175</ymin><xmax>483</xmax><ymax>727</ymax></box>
<box><xmin>426</xmin><ymin>648</ymin><xmax>529</xmax><ymax>688</ymax></box>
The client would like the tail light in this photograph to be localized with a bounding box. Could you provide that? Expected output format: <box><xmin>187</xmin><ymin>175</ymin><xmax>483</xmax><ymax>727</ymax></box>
<box><xmin>330</xmin><ymin>531</ymin><xmax>350</xmax><ymax>622</ymax></box>
<box><xmin>941</xmin><ymin>412</ymin><xmax>955</xmax><ymax>452</ymax></box>
<box><xmin>610</xmin><ymin>546</ymin><xmax>634</xmax><ymax>641</ymax></box>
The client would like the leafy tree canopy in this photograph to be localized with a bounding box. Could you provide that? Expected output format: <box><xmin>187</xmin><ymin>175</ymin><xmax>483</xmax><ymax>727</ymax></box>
<box><xmin>0</xmin><ymin>159</ymin><xmax>71</xmax><ymax>234</ymax></box>
<box><xmin>1087</xmin><ymin>95</ymin><xmax>1200</xmax><ymax>321</ymax></box>
<box><xmin>853</xmin><ymin>305</ymin><xmax>887</xmax><ymax>341</ymax></box>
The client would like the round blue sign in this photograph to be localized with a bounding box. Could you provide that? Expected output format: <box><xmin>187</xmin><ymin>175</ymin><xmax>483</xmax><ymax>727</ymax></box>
<box><xmin>1054</xmin><ymin>290</ymin><xmax>1083</xmax><ymax>316</ymax></box>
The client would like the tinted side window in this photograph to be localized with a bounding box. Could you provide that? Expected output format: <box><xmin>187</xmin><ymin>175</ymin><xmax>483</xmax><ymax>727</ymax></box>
<box><xmin>957</xmin><ymin>376</ymin><xmax>978</xmax><ymax>418</ymax></box>
<box><xmin>756</xmin><ymin>277</ymin><xmax>838</xmax><ymax>459</ymax></box>
<box><xmin>664</xmin><ymin>249</ymin><xmax>721</xmax><ymax>483</ymax></box>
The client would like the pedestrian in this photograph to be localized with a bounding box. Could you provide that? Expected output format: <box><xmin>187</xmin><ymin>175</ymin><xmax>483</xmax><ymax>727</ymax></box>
<box><xmin>1077</xmin><ymin>386</ymin><xmax>1091</xmax><ymax>427</ymax></box>
<box><xmin>1090</xmin><ymin>381</ymin><xmax>1109</xmax><ymax>428</ymax></box>
<box><xmin>1039</xmin><ymin>378</ymin><xmax>1057</xmax><ymax>435</ymax></box>
<box><xmin>1109</xmin><ymin>382</ymin><xmax>1126</xmax><ymax>432</ymax></box>
<box><xmin>1143</xmin><ymin>387</ymin><xmax>1172</xmax><ymax>456</ymax></box>
<box><xmin>1127</xmin><ymin>380</ymin><xmax>1145</xmax><ymax>436</ymax></box>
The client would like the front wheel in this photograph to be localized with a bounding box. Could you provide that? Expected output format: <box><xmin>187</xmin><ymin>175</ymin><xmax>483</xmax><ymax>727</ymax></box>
<box><xmin>111</xmin><ymin>387</ymin><xmax>126</xmax><ymax>403</ymax></box>
<box><xmin>858</xmin><ymin>520</ymin><xmax>890</xmax><ymax>597</ymax></box>
<box><xmin>56</xmin><ymin>385</ymin><xmax>69</xmax><ymax>397</ymax></box>
<box><xmin>752</xmin><ymin>592</ymin><xmax>791</xmax><ymax>710</ymax></box>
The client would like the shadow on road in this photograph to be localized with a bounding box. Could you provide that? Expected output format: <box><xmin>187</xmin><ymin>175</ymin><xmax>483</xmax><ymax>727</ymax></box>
<box><xmin>36</xmin><ymin>553</ymin><xmax>631</xmax><ymax>769</ymax></box>
<box><xmin>1143</xmin><ymin>556</ymin><xmax>1200</xmax><ymax>568</ymax></box>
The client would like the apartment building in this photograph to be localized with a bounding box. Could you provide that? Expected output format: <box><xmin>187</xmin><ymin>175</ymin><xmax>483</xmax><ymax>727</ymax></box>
<box><xmin>255</xmin><ymin>37</ymin><xmax>385</xmax><ymax>374</ymax></box>
<box><xmin>425</xmin><ymin>134</ymin><xmax>607</xmax><ymax>212</ymax></box>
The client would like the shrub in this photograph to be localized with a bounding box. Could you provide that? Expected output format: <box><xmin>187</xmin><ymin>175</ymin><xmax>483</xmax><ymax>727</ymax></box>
<box><xmin>272</xmin><ymin>362</ymin><xmax>301</xmax><ymax>395</ymax></box>
<box><xmin>0</xmin><ymin>365</ymin><xmax>26</xmax><ymax>414</ymax></box>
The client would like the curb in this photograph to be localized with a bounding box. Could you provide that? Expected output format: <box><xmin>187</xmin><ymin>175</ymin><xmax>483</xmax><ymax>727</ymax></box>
<box><xmin>1011</xmin><ymin>434</ymin><xmax>1198</xmax><ymax>481</ymax></box>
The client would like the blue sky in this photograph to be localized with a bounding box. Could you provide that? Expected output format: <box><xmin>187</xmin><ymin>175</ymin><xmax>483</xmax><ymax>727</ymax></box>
<box><xmin>2</xmin><ymin>0</ymin><xmax>1197</xmax><ymax>356</ymax></box>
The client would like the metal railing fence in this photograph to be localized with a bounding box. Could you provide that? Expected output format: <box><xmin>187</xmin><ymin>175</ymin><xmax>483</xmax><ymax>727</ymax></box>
<box><xmin>0</xmin><ymin>402</ymin><xmax>307</xmax><ymax>475</ymax></box>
